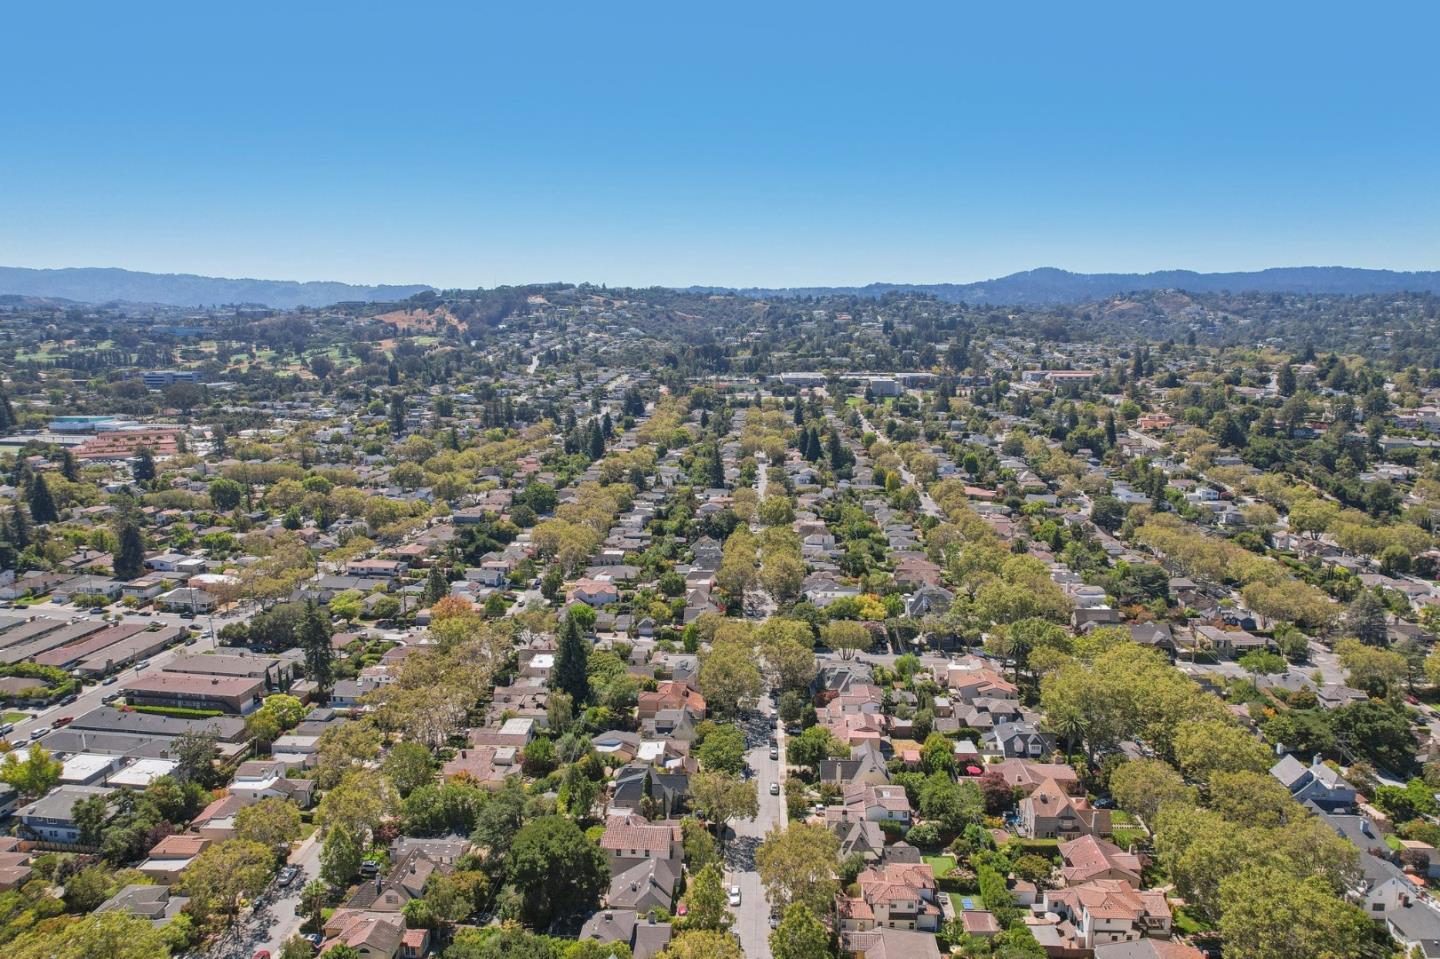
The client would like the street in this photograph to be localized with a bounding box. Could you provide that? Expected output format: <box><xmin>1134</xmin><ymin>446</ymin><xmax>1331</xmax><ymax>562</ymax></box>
<box><xmin>204</xmin><ymin>832</ymin><xmax>323</xmax><ymax>959</ymax></box>
<box><xmin>725</xmin><ymin>693</ymin><xmax>786</xmax><ymax>959</ymax></box>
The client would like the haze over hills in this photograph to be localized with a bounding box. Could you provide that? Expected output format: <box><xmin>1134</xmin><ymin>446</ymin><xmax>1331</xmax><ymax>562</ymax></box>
<box><xmin>4</xmin><ymin>264</ymin><xmax>1440</xmax><ymax>310</ymax></box>
<box><xmin>0</xmin><ymin>266</ymin><xmax>433</xmax><ymax>309</ymax></box>
<box><xmin>708</xmin><ymin>266</ymin><xmax>1440</xmax><ymax>306</ymax></box>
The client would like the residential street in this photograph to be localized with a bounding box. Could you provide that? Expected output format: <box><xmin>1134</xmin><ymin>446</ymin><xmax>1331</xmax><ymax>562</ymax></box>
<box><xmin>725</xmin><ymin>693</ymin><xmax>786</xmax><ymax>959</ymax></box>
<box><xmin>206</xmin><ymin>831</ymin><xmax>322</xmax><ymax>959</ymax></box>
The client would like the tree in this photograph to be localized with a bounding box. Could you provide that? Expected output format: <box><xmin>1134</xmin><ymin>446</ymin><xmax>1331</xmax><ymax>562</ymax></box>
<box><xmin>822</xmin><ymin>620</ymin><xmax>872</xmax><ymax>659</ymax></box>
<box><xmin>1335</xmin><ymin>638</ymin><xmax>1407</xmax><ymax>697</ymax></box>
<box><xmin>698</xmin><ymin>640</ymin><xmax>762</xmax><ymax>715</ymax></box>
<box><xmin>131</xmin><ymin>447</ymin><xmax>157</xmax><ymax>484</ymax></box>
<box><xmin>787</xmin><ymin>726</ymin><xmax>845</xmax><ymax>774</ymax></box>
<box><xmin>759</xmin><ymin>630</ymin><xmax>817</xmax><ymax>691</ymax></box>
<box><xmin>1173</xmin><ymin>719</ymin><xmax>1273</xmax><ymax>784</ymax></box>
<box><xmin>553</xmin><ymin>611</ymin><xmax>591</xmax><ymax>704</ymax></box>
<box><xmin>209</xmin><ymin>477</ymin><xmax>245</xmax><ymax>511</ymax></box>
<box><xmin>696</xmin><ymin>724</ymin><xmax>747</xmax><ymax>775</ymax></box>
<box><xmin>507</xmin><ymin>815</ymin><xmax>609</xmax><ymax>928</ymax></box>
<box><xmin>174</xmin><ymin>730</ymin><xmax>220</xmax><ymax>787</ymax></box>
<box><xmin>681</xmin><ymin>862</ymin><xmax>732</xmax><ymax>932</ymax></box>
<box><xmin>660</xmin><ymin>931</ymin><xmax>744</xmax><ymax>959</ymax></box>
<box><xmin>328</xmin><ymin>589</ymin><xmax>364</xmax><ymax>623</ymax></box>
<box><xmin>0</xmin><ymin>743</ymin><xmax>62</xmax><ymax>797</ymax></box>
<box><xmin>1330</xmin><ymin>699</ymin><xmax>1417</xmax><ymax>775</ymax></box>
<box><xmin>317</xmin><ymin>769</ymin><xmax>394</xmax><ymax>837</ymax></box>
<box><xmin>320</xmin><ymin>823</ymin><xmax>362</xmax><ymax>889</ymax></box>
<box><xmin>235</xmin><ymin>797</ymin><xmax>303</xmax><ymax>860</ymax></box>
<box><xmin>423</xmin><ymin>565</ymin><xmax>449</xmax><ymax>606</ymax></box>
<box><xmin>112</xmin><ymin>516</ymin><xmax>145</xmax><ymax>580</ymax></box>
<box><xmin>299</xmin><ymin>879</ymin><xmax>329</xmax><ymax>931</ymax></box>
<box><xmin>690</xmin><ymin>771</ymin><xmax>758</xmax><ymax>840</ymax></box>
<box><xmin>1237</xmin><ymin>650</ymin><xmax>1286</xmax><ymax>677</ymax></box>
<box><xmin>1109</xmin><ymin>759</ymin><xmax>1196</xmax><ymax>824</ymax></box>
<box><xmin>299</xmin><ymin>600</ymin><xmax>335</xmax><ymax>695</ymax></box>
<box><xmin>10</xmin><ymin>911</ymin><xmax>170</xmax><ymax>959</ymax></box>
<box><xmin>1218</xmin><ymin>866</ymin><xmax>1378</xmax><ymax>959</ymax></box>
<box><xmin>25</xmin><ymin>474</ymin><xmax>57</xmax><ymax>523</ymax></box>
<box><xmin>1344</xmin><ymin>590</ymin><xmax>1390</xmax><ymax>647</ymax></box>
<box><xmin>179</xmin><ymin>839</ymin><xmax>274</xmax><ymax>926</ymax></box>
<box><xmin>771</xmin><ymin>903</ymin><xmax>831</xmax><ymax>959</ymax></box>
<box><xmin>383</xmin><ymin>740</ymin><xmax>435</xmax><ymax>797</ymax></box>
<box><xmin>755</xmin><ymin>823</ymin><xmax>839</xmax><ymax>918</ymax></box>
<box><xmin>63</xmin><ymin>864</ymin><xmax>115</xmax><ymax>911</ymax></box>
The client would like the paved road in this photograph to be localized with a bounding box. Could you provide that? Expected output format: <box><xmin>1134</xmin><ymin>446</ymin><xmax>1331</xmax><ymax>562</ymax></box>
<box><xmin>207</xmin><ymin>832</ymin><xmax>323</xmax><ymax>959</ymax></box>
<box><xmin>726</xmin><ymin>694</ymin><xmax>786</xmax><ymax>959</ymax></box>
<box><xmin>854</xmin><ymin>410</ymin><xmax>939</xmax><ymax>517</ymax></box>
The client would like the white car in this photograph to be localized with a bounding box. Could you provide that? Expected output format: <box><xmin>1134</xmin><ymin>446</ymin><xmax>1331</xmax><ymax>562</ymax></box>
<box><xmin>728</xmin><ymin>885</ymin><xmax>741</xmax><ymax>906</ymax></box>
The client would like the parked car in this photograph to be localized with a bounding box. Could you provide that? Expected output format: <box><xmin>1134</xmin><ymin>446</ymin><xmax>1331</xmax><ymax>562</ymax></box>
<box><xmin>102</xmin><ymin>675</ymin><xmax>118</xmax><ymax>685</ymax></box>
<box><xmin>769</xmin><ymin>746</ymin><xmax>779</xmax><ymax>760</ymax></box>
<box><xmin>728</xmin><ymin>885</ymin><xmax>741</xmax><ymax>906</ymax></box>
<box><xmin>53</xmin><ymin>716</ymin><xmax>72</xmax><ymax>727</ymax></box>
<box><xmin>29</xmin><ymin>727</ymin><xmax>49</xmax><ymax>740</ymax></box>
<box><xmin>277</xmin><ymin>865</ymin><xmax>300</xmax><ymax>887</ymax></box>
<box><xmin>769</xmin><ymin>782</ymin><xmax>780</xmax><ymax>795</ymax></box>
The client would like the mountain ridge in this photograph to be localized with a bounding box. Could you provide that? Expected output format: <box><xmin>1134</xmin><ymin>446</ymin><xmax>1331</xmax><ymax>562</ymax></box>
<box><xmin>4</xmin><ymin>264</ymin><xmax>1440</xmax><ymax>310</ymax></box>
<box><xmin>694</xmin><ymin>266</ymin><xmax>1440</xmax><ymax>306</ymax></box>
<box><xmin>0</xmin><ymin>266</ymin><xmax>433</xmax><ymax>309</ymax></box>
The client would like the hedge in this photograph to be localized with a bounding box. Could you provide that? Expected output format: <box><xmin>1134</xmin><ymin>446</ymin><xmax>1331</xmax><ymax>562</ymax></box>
<box><xmin>130</xmin><ymin>705</ymin><xmax>225</xmax><ymax>719</ymax></box>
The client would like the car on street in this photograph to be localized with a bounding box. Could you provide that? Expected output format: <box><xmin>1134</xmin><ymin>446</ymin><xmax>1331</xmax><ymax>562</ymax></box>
<box><xmin>29</xmin><ymin>727</ymin><xmax>49</xmax><ymax>740</ymax></box>
<box><xmin>728</xmin><ymin>885</ymin><xmax>741</xmax><ymax>906</ymax></box>
<box><xmin>53</xmin><ymin>716</ymin><xmax>72</xmax><ymax>727</ymax></box>
<box><xmin>253</xmin><ymin>951</ymin><xmax>271</xmax><ymax>959</ymax></box>
<box><xmin>769</xmin><ymin>746</ymin><xmax>778</xmax><ymax>760</ymax></box>
<box><xmin>102</xmin><ymin>675</ymin><xmax>117</xmax><ymax>685</ymax></box>
<box><xmin>769</xmin><ymin>782</ymin><xmax>780</xmax><ymax>795</ymax></box>
<box><xmin>277</xmin><ymin>865</ymin><xmax>300</xmax><ymax>887</ymax></box>
<box><xmin>769</xmin><ymin>913</ymin><xmax>780</xmax><ymax>928</ymax></box>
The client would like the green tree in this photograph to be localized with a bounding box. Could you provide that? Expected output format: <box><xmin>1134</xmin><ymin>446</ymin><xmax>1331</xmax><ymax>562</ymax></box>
<box><xmin>787</xmin><ymin>726</ymin><xmax>845</xmax><ymax>774</ymax></box>
<box><xmin>1109</xmin><ymin>759</ymin><xmax>1196</xmax><ymax>824</ymax></box>
<box><xmin>299</xmin><ymin>600</ymin><xmax>335</xmax><ymax>695</ymax></box>
<box><xmin>328</xmin><ymin>589</ymin><xmax>364</xmax><ymax>623</ymax></box>
<box><xmin>234</xmin><ymin>797</ymin><xmax>302</xmax><ymax>860</ymax></box>
<box><xmin>383</xmin><ymin>740</ymin><xmax>435</xmax><ymax>797</ymax></box>
<box><xmin>553</xmin><ymin>611</ymin><xmax>591</xmax><ymax>705</ymax></box>
<box><xmin>179</xmin><ymin>839</ymin><xmax>274</xmax><ymax>927</ymax></box>
<box><xmin>320</xmin><ymin>823</ymin><xmax>362</xmax><ymax>889</ymax></box>
<box><xmin>690</xmin><ymin>771</ymin><xmax>758</xmax><ymax>841</ymax></box>
<box><xmin>680</xmin><ymin>862</ymin><xmax>732</xmax><ymax>932</ymax></box>
<box><xmin>507</xmin><ymin>815</ymin><xmax>609</xmax><ymax>928</ymax></box>
<box><xmin>25</xmin><ymin>474</ymin><xmax>57</xmax><ymax>524</ymax></box>
<box><xmin>755</xmin><ymin>823</ymin><xmax>839</xmax><ymax>918</ymax></box>
<box><xmin>771</xmin><ymin>902</ymin><xmax>831</xmax><ymax>959</ymax></box>
<box><xmin>696</xmin><ymin>723</ymin><xmax>747</xmax><ymax>774</ymax></box>
<box><xmin>112</xmin><ymin>516</ymin><xmax>145</xmax><ymax>580</ymax></box>
<box><xmin>209</xmin><ymin>477</ymin><xmax>245</xmax><ymax>511</ymax></box>
<box><xmin>1344</xmin><ymin>590</ymin><xmax>1390</xmax><ymax>647</ymax></box>
<box><xmin>1218</xmin><ymin>866</ymin><xmax>1378</xmax><ymax>959</ymax></box>
<box><xmin>131</xmin><ymin>447</ymin><xmax>157</xmax><ymax>484</ymax></box>
<box><xmin>0</xmin><ymin>743</ymin><xmax>63</xmax><ymax>797</ymax></box>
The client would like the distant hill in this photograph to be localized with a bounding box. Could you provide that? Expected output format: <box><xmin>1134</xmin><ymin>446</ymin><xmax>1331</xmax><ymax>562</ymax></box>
<box><xmin>705</xmin><ymin>266</ymin><xmax>1440</xmax><ymax>306</ymax></box>
<box><xmin>0</xmin><ymin>266</ymin><xmax>433</xmax><ymax>309</ymax></box>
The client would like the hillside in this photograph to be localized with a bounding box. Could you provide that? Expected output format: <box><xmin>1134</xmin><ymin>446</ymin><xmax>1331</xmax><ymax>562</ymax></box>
<box><xmin>712</xmin><ymin>266</ymin><xmax>1440</xmax><ymax>306</ymax></box>
<box><xmin>0</xmin><ymin>266</ymin><xmax>433</xmax><ymax>309</ymax></box>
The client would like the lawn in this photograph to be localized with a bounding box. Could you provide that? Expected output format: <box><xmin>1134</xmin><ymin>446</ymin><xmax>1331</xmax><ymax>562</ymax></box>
<box><xmin>923</xmin><ymin>854</ymin><xmax>957</xmax><ymax>876</ymax></box>
<box><xmin>2</xmin><ymin>711</ymin><xmax>27</xmax><ymax>724</ymax></box>
<box><xmin>1111</xmin><ymin>826</ymin><xmax>1148</xmax><ymax>848</ymax></box>
<box><xmin>1172</xmin><ymin>906</ymin><xmax>1215</xmax><ymax>936</ymax></box>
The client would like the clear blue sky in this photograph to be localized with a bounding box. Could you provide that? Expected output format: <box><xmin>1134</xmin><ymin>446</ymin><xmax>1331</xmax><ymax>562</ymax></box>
<box><xmin>3</xmin><ymin>1</ymin><xmax>1438</xmax><ymax>289</ymax></box>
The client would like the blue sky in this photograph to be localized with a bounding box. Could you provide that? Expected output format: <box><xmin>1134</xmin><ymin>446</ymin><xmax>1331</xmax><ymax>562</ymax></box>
<box><xmin>3</xmin><ymin>1</ymin><xmax>1438</xmax><ymax>289</ymax></box>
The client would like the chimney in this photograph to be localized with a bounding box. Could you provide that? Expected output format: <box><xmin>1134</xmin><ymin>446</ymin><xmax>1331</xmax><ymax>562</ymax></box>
<box><xmin>604</xmin><ymin>911</ymin><xmax>613</xmax><ymax>922</ymax></box>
